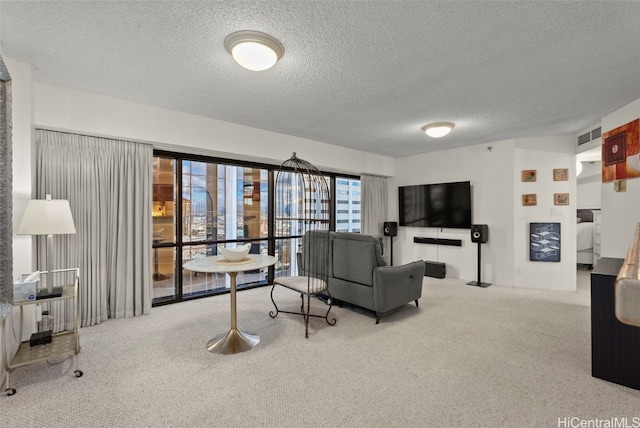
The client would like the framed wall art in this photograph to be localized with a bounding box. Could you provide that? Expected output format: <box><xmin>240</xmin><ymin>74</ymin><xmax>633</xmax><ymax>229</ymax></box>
<box><xmin>522</xmin><ymin>170</ymin><xmax>536</xmax><ymax>182</ymax></box>
<box><xmin>602</xmin><ymin>118</ymin><xmax>640</xmax><ymax>183</ymax></box>
<box><xmin>522</xmin><ymin>194</ymin><xmax>537</xmax><ymax>206</ymax></box>
<box><xmin>553</xmin><ymin>168</ymin><xmax>568</xmax><ymax>181</ymax></box>
<box><xmin>554</xmin><ymin>193</ymin><xmax>569</xmax><ymax>205</ymax></box>
<box><xmin>614</xmin><ymin>180</ymin><xmax>627</xmax><ymax>192</ymax></box>
<box><xmin>530</xmin><ymin>222</ymin><xmax>561</xmax><ymax>262</ymax></box>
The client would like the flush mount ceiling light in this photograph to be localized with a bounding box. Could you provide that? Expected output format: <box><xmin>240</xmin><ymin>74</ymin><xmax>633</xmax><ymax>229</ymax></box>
<box><xmin>421</xmin><ymin>122</ymin><xmax>455</xmax><ymax>138</ymax></box>
<box><xmin>224</xmin><ymin>30</ymin><xmax>284</xmax><ymax>71</ymax></box>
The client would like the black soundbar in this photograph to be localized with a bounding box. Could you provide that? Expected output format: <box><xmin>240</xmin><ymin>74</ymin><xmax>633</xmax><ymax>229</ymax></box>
<box><xmin>413</xmin><ymin>237</ymin><xmax>462</xmax><ymax>247</ymax></box>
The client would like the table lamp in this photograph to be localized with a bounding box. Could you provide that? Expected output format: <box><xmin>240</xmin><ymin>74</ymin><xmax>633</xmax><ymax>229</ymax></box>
<box><xmin>17</xmin><ymin>194</ymin><xmax>76</xmax><ymax>298</ymax></box>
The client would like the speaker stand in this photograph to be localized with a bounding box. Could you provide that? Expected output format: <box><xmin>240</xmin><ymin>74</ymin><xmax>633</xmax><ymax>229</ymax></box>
<box><xmin>467</xmin><ymin>241</ymin><xmax>491</xmax><ymax>287</ymax></box>
<box><xmin>389</xmin><ymin>236</ymin><xmax>394</xmax><ymax>266</ymax></box>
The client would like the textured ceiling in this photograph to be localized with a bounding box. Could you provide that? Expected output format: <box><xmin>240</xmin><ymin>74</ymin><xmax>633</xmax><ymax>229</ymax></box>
<box><xmin>1</xmin><ymin>1</ymin><xmax>639</xmax><ymax>158</ymax></box>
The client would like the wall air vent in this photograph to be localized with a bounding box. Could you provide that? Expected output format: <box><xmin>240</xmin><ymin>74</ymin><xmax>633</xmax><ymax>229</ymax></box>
<box><xmin>576</xmin><ymin>123</ymin><xmax>602</xmax><ymax>153</ymax></box>
<box><xmin>578</xmin><ymin>132</ymin><xmax>591</xmax><ymax>146</ymax></box>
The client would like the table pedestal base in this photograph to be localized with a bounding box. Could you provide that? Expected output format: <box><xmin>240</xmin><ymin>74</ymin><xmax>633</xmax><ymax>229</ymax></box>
<box><xmin>206</xmin><ymin>328</ymin><xmax>260</xmax><ymax>354</ymax></box>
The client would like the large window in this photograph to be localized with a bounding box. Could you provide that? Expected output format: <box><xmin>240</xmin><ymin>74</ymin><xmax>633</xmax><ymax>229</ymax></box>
<box><xmin>335</xmin><ymin>177</ymin><xmax>361</xmax><ymax>232</ymax></box>
<box><xmin>152</xmin><ymin>151</ymin><xmax>359</xmax><ymax>305</ymax></box>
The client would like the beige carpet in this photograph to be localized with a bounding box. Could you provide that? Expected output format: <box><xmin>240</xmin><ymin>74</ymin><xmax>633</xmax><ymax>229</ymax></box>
<box><xmin>1</xmin><ymin>271</ymin><xmax>638</xmax><ymax>427</ymax></box>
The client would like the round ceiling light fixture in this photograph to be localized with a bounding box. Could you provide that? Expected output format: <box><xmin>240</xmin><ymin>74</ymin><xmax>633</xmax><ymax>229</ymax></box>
<box><xmin>421</xmin><ymin>122</ymin><xmax>455</xmax><ymax>138</ymax></box>
<box><xmin>224</xmin><ymin>30</ymin><xmax>284</xmax><ymax>71</ymax></box>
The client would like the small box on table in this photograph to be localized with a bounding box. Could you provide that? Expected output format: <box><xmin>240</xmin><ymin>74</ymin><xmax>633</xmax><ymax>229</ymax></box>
<box><xmin>13</xmin><ymin>272</ymin><xmax>39</xmax><ymax>303</ymax></box>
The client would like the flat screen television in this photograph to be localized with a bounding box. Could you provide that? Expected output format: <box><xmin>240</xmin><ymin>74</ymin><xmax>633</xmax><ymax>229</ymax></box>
<box><xmin>398</xmin><ymin>181</ymin><xmax>472</xmax><ymax>229</ymax></box>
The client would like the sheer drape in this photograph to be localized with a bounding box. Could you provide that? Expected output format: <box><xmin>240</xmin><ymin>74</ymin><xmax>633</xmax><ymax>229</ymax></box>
<box><xmin>35</xmin><ymin>130</ymin><xmax>152</xmax><ymax>327</ymax></box>
<box><xmin>361</xmin><ymin>174</ymin><xmax>388</xmax><ymax>237</ymax></box>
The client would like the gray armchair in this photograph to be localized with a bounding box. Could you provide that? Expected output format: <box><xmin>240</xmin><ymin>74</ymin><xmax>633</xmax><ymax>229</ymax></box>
<box><xmin>328</xmin><ymin>232</ymin><xmax>424</xmax><ymax>323</ymax></box>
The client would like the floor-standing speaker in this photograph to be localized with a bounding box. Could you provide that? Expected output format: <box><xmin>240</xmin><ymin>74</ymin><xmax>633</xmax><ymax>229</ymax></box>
<box><xmin>467</xmin><ymin>224</ymin><xmax>491</xmax><ymax>287</ymax></box>
<box><xmin>383</xmin><ymin>222</ymin><xmax>397</xmax><ymax>266</ymax></box>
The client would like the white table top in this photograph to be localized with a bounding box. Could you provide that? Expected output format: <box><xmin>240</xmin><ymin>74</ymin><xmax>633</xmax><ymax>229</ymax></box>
<box><xmin>183</xmin><ymin>254</ymin><xmax>277</xmax><ymax>274</ymax></box>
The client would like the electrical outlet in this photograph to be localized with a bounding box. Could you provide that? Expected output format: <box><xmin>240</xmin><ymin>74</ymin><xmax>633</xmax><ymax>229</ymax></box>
<box><xmin>516</xmin><ymin>266</ymin><xmax>523</xmax><ymax>275</ymax></box>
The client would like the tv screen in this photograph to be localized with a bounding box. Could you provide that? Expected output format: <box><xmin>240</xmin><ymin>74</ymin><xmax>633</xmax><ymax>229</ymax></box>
<box><xmin>398</xmin><ymin>181</ymin><xmax>472</xmax><ymax>229</ymax></box>
<box><xmin>398</xmin><ymin>184</ymin><xmax>430</xmax><ymax>227</ymax></box>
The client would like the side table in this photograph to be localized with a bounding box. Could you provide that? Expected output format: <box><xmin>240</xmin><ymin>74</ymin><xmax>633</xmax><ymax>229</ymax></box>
<box><xmin>184</xmin><ymin>254</ymin><xmax>276</xmax><ymax>354</ymax></box>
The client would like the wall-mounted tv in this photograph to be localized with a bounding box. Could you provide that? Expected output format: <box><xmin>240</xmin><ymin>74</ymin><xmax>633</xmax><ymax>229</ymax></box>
<box><xmin>398</xmin><ymin>181</ymin><xmax>472</xmax><ymax>229</ymax></box>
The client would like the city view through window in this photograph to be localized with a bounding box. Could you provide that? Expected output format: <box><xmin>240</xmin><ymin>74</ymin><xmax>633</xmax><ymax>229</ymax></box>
<box><xmin>152</xmin><ymin>154</ymin><xmax>361</xmax><ymax>305</ymax></box>
<box><xmin>335</xmin><ymin>178</ymin><xmax>361</xmax><ymax>233</ymax></box>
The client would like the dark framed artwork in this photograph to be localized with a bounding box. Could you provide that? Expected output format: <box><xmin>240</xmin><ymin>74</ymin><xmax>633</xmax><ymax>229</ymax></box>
<box><xmin>530</xmin><ymin>222</ymin><xmax>561</xmax><ymax>262</ymax></box>
<box><xmin>602</xmin><ymin>119</ymin><xmax>639</xmax><ymax>183</ymax></box>
<box><xmin>604</xmin><ymin>132</ymin><xmax>626</xmax><ymax>166</ymax></box>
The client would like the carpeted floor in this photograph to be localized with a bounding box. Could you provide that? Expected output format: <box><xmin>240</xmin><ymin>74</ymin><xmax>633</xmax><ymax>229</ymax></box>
<box><xmin>1</xmin><ymin>271</ymin><xmax>638</xmax><ymax>427</ymax></box>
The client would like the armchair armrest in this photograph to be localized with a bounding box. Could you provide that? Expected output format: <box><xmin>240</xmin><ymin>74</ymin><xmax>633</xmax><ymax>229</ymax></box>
<box><xmin>373</xmin><ymin>260</ymin><xmax>425</xmax><ymax>314</ymax></box>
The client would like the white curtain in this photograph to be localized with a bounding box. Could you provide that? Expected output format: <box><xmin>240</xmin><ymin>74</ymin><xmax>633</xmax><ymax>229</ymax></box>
<box><xmin>35</xmin><ymin>130</ymin><xmax>153</xmax><ymax>327</ymax></box>
<box><xmin>361</xmin><ymin>174</ymin><xmax>388</xmax><ymax>236</ymax></box>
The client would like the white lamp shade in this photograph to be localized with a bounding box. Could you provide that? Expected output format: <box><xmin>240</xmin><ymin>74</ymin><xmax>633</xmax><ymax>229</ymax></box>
<box><xmin>18</xmin><ymin>197</ymin><xmax>76</xmax><ymax>235</ymax></box>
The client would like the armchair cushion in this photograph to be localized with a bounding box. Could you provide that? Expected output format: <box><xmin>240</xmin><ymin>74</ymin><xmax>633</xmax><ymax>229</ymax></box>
<box><xmin>332</xmin><ymin>233</ymin><xmax>386</xmax><ymax>287</ymax></box>
<box><xmin>275</xmin><ymin>276</ymin><xmax>328</xmax><ymax>294</ymax></box>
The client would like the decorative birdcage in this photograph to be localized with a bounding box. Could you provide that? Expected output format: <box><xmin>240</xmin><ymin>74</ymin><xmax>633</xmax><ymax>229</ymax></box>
<box><xmin>269</xmin><ymin>153</ymin><xmax>336</xmax><ymax>338</ymax></box>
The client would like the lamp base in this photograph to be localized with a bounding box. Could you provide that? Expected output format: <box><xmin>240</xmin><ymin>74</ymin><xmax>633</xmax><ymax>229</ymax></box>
<box><xmin>36</xmin><ymin>287</ymin><xmax>63</xmax><ymax>300</ymax></box>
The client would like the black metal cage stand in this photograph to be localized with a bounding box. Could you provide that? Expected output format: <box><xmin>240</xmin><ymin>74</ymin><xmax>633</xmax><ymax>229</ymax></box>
<box><xmin>269</xmin><ymin>153</ymin><xmax>336</xmax><ymax>338</ymax></box>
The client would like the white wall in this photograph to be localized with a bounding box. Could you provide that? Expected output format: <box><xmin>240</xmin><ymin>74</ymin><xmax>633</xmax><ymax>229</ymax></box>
<box><xmin>392</xmin><ymin>135</ymin><xmax>578</xmax><ymax>291</ymax></box>
<box><xmin>601</xmin><ymin>99</ymin><xmax>640</xmax><ymax>258</ymax></box>
<box><xmin>34</xmin><ymin>82</ymin><xmax>394</xmax><ymax>177</ymax></box>
<box><xmin>391</xmin><ymin>140</ymin><xmax>515</xmax><ymax>286</ymax></box>
<box><xmin>577</xmin><ymin>161</ymin><xmax>602</xmax><ymax>209</ymax></box>
<box><xmin>513</xmin><ymin>135</ymin><xmax>577</xmax><ymax>291</ymax></box>
<box><xmin>7</xmin><ymin>59</ymin><xmax>34</xmax><ymax>278</ymax></box>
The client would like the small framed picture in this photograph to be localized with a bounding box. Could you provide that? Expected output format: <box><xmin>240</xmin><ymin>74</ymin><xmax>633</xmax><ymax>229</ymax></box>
<box><xmin>614</xmin><ymin>179</ymin><xmax>627</xmax><ymax>192</ymax></box>
<box><xmin>554</xmin><ymin>193</ymin><xmax>569</xmax><ymax>205</ymax></box>
<box><xmin>553</xmin><ymin>168</ymin><xmax>569</xmax><ymax>181</ymax></box>
<box><xmin>522</xmin><ymin>194</ymin><xmax>537</xmax><ymax>206</ymax></box>
<box><xmin>522</xmin><ymin>170</ymin><xmax>536</xmax><ymax>182</ymax></box>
